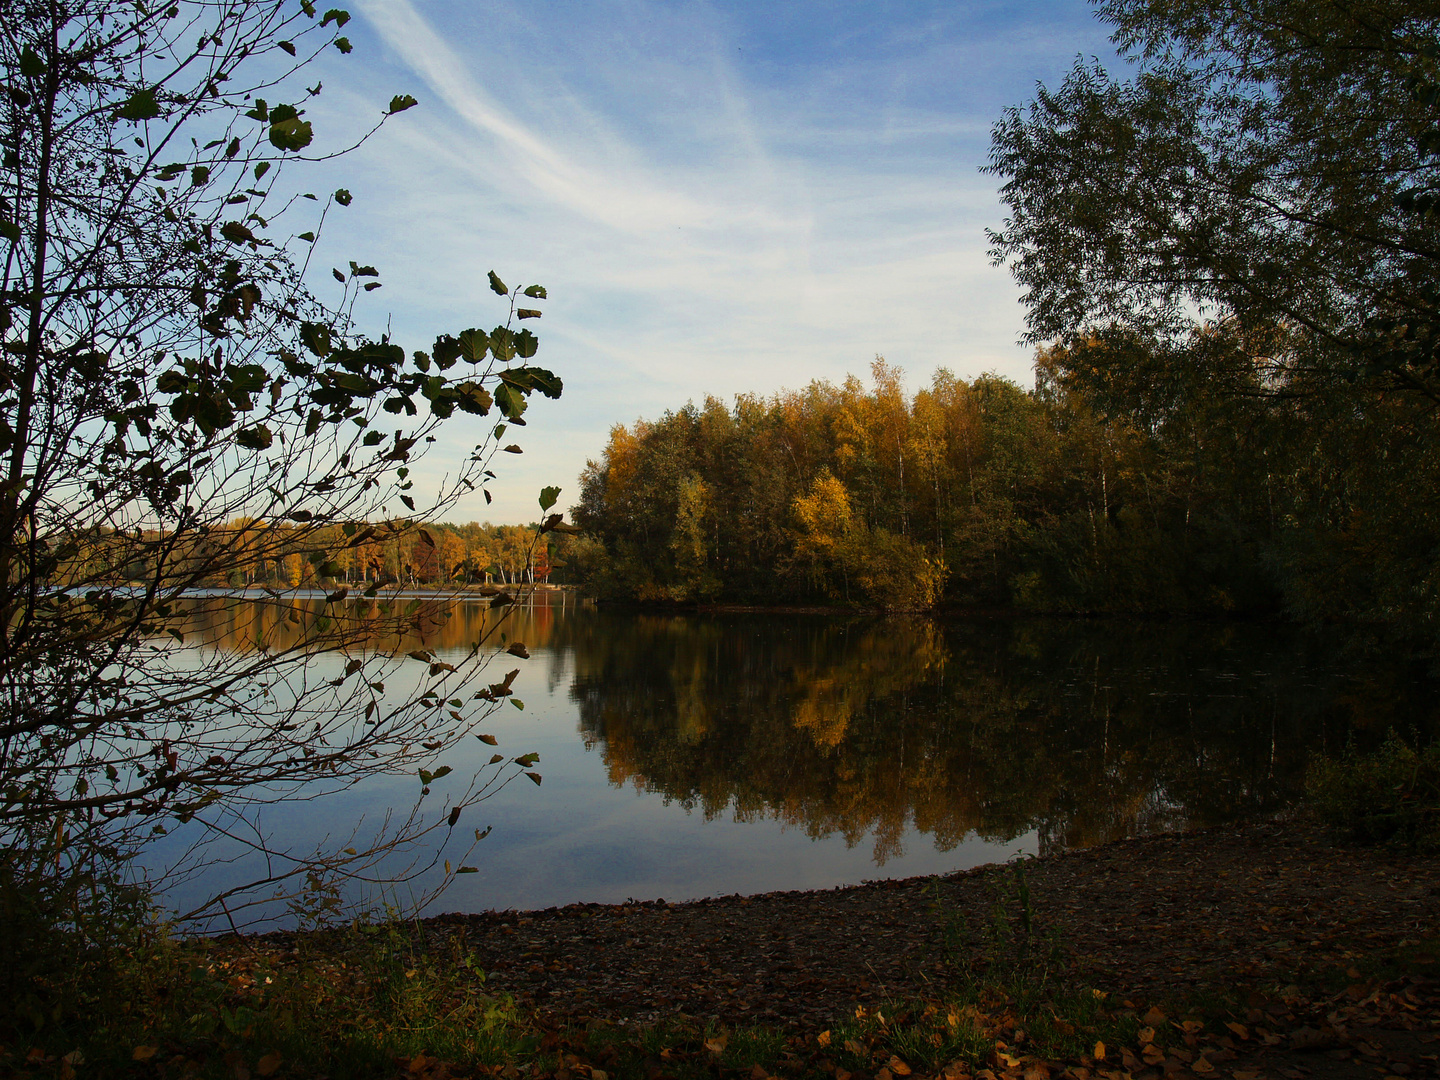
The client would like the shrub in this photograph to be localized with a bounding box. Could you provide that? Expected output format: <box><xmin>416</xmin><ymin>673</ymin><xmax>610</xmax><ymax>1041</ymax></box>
<box><xmin>1306</xmin><ymin>731</ymin><xmax>1440</xmax><ymax>850</ymax></box>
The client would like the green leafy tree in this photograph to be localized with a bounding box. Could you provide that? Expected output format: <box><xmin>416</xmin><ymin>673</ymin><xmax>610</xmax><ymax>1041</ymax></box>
<box><xmin>988</xmin><ymin>0</ymin><xmax>1440</xmax><ymax>404</ymax></box>
<box><xmin>0</xmin><ymin>0</ymin><xmax>568</xmax><ymax>992</ymax></box>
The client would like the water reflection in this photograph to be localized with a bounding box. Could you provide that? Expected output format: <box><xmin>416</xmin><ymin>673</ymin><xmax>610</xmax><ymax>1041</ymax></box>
<box><xmin>558</xmin><ymin>613</ymin><xmax>1435</xmax><ymax>860</ymax></box>
<box><xmin>157</xmin><ymin>597</ymin><xmax>1438</xmax><ymax>912</ymax></box>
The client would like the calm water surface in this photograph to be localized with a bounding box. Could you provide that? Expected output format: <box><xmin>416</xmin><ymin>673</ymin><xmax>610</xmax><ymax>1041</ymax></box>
<box><xmin>147</xmin><ymin>594</ymin><xmax>1438</xmax><ymax>923</ymax></box>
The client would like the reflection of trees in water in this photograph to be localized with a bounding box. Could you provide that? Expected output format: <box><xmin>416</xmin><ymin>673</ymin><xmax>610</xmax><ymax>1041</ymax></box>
<box><xmin>566</xmin><ymin>616</ymin><xmax>1439</xmax><ymax>862</ymax></box>
<box><xmin>171</xmin><ymin>592</ymin><xmax>577</xmax><ymax>657</ymax></box>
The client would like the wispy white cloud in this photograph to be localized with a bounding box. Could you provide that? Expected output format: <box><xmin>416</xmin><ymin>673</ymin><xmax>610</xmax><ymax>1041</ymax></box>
<box><xmin>317</xmin><ymin>0</ymin><xmax>1108</xmax><ymax>523</ymax></box>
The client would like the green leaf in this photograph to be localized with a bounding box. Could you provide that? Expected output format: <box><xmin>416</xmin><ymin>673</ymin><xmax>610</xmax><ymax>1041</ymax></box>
<box><xmin>191</xmin><ymin>165</ymin><xmax>210</xmax><ymax>186</ymax></box>
<box><xmin>321</xmin><ymin>8</ymin><xmax>351</xmax><ymax>28</ymax></box>
<box><xmin>234</xmin><ymin>424</ymin><xmax>273</xmax><ymax>450</ymax></box>
<box><xmin>418</xmin><ymin>768</ymin><xmax>433</xmax><ymax>785</ymax></box>
<box><xmin>254</xmin><ymin>161</ymin><xmax>271</xmax><ymax>181</ymax></box>
<box><xmin>269</xmin><ymin>116</ymin><xmax>314</xmax><ymax>152</ymax></box>
<box><xmin>0</xmin><ymin>218</ymin><xmax>18</xmax><ymax>243</ymax></box>
<box><xmin>299</xmin><ymin>322</ymin><xmax>332</xmax><ymax>356</ymax></box>
<box><xmin>388</xmin><ymin>94</ymin><xmax>419</xmax><ymax>114</ymax></box>
<box><xmin>334</xmin><ymin>188</ymin><xmax>352</xmax><ymax>206</ymax></box>
<box><xmin>517</xmin><ymin>308</ymin><xmax>541</xmax><ymax>320</ymax></box>
<box><xmin>487</xmin><ymin>270</ymin><xmax>509</xmax><ymax>296</ymax></box>
<box><xmin>523</xmin><ymin>284</ymin><xmax>547</xmax><ymax>299</ymax></box>
<box><xmin>520</xmin><ymin>364</ymin><xmax>562</xmax><ymax>398</ymax></box>
<box><xmin>489</xmin><ymin>326</ymin><xmax>515</xmax><ymax>362</ymax></box>
<box><xmin>19</xmin><ymin>46</ymin><xmax>44</xmax><ymax>80</ymax></box>
<box><xmin>514</xmin><ymin>328</ymin><xmax>539</xmax><ymax>359</ymax></box>
<box><xmin>298</xmin><ymin>231</ymin><xmax>316</xmax><ymax>243</ymax></box>
<box><xmin>334</xmin><ymin>37</ymin><xmax>353</xmax><ymax>54</ymax></box>
<box><xmin>539</xmin><ymin>485</ymin><xmax>561</xmax><ymax>511</ymax></box>
<box><xmin>118</xmin><ymin>87</ymin><xmax>161</xmax><ymax>121</ymax></box>
<box><xmin>456</xmin><ymin>866</ymin><xmax>479</xmax><ymax>874</ymax></box>
<box><xmin>220</xmin><ymin>221</ymin><xmax>257</xmax><ymax>244</ymax></box>
<box><xmin>457</xmin><ymin>329</ymin><xmax>488</xmax><ymax>363</ymax></box>
<box><xmin>277</xmin><ymin>40</ymin><xmax>297</xmax><ymax>56</ymax></box>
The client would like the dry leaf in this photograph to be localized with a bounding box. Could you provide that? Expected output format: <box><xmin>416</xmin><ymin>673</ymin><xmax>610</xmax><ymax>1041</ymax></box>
<box><xmin>889</xmin><ymin>1056</ymin><xmax>914</xmax><ymax>1076</ymax></box>
<box><xmin>1138</xmin><ymin>1027</ymin><xmax>1156</xmax><ymax>1044</ymax></box>
<box><xmin>751</xmin><ymin>1065</ymin><xmax>770</xmax><ymax>1080</ymax></box>
<box><xmin>1192</xmin><ymin>1058</ymin><xmax>1215</xmax><ymax>1074</ymax></box>
<box><xmin>817</xmin><ymin>1031</ymin><xmax>832</xmax><ymax>1048</ymax></box>
<box><xmin>1224</xmin><ymin>1022</ymin><xmax>1249</xmax><ymax>1040</ymax></box>
<box><xmin>1093</xmin><ymin>1042</ymin><xmax>1106</xmax><ymax>1061</ymax></box>
<box><xmin>1142</xmin><ymin>1007</ymin><xmax>1168</xmax><ymax>1026</ymax></box>
<box><xmin>704</xmin><ymin>1035</ymin><xmax>729</xmax><ymax>1054</ymax></box>
<box><xmin>133</xmin><ymin>1046</ymin><xmax>159</xmax><ymax>1061</ymax></box>
<box><xmin>257</xmin><ymin>1051</ymin><xmax>283</xmax><ymax>1076</ymax></box>
<box><xmin>1181</xmin><ymin>1021</ymin><xmax>1205</xmax><ymax>1035</ymax></box>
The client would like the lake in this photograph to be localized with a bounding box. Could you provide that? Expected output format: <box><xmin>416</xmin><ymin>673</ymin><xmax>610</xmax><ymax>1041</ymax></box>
<box><xmin>146</xmin><ymin>592</ymin><xmax>1438</xmax><ymax>928</ymax></box>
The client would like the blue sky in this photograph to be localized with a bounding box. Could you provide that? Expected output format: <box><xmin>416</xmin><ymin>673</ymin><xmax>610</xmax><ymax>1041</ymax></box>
<box><xmin>300</xmin><ymin>1</ymin><xmax>1116</xmax><ymax>523</ymax></box>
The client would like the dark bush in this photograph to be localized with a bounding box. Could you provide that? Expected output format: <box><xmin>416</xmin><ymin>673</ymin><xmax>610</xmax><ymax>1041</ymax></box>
<box><xmin>1307</xmin><ymin>731</ymin><xmax>1440</xmax><ymax>850</ymax></box>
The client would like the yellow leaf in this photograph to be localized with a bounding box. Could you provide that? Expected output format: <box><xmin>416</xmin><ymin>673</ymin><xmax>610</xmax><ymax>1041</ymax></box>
<box><xmin>1224</xmin><ymin>1022</ymin><xmax>1249</xmax><ymax>1040</ymax></box>
<box><xmin>1138</xmin><ymin>1027</ymin><xmax>1155</xmax><ymax>1045</ymax></box>
<box><xmin>1182</xmin><ymin>1021</ymin><xmax>1204</xmax><ymax>1035</ymax></box>
<box><xmin>133</xmin><ymin>1046</ymin><xmax>159</xmax><ymax>1061</ymax></box>
<box><xmin>817</xmin><ymin>1031</ymin><xmax>832</xmax><ymax>1048</ymax></box>
<box><xmin>1093</xmin><ymin>1042</ymin><xmax>1106</xmax><ymax>1061</ymax></box>
<box><xmin>1192</xmin><ymin>1058</ymin><xmax>1214</xmax><ymax>1074</ymax></box>
<box><xmin>704</xmin><ymin>1035</ymin><xmax>729</xmax><ymax>1054</ymax></box>
<box><xmin>998</xmin><ymin>1053</ymin><xmax>1023</xmax><ymax>1068</ymax></box>
<box><xmin>889</xmin><ymin>1056</ymin><xmax>913</xmax><ymax>1076</ymax></box>
<box><xmin>257</xmin><ymin>1051</ymin><xmax>283</xmax><ymax>1076</ymax></box>
<box><xmin>1142</xmin><ymin>1007</ymin><xmax>1167</xmax><ymax>1026</ymax></box>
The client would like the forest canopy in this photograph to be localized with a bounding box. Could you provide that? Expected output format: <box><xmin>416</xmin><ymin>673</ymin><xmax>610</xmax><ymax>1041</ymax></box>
<box><xmin>573</xmin><ymin>347</ymin><xmax>1439</xmax><ymax>631</ymax></box>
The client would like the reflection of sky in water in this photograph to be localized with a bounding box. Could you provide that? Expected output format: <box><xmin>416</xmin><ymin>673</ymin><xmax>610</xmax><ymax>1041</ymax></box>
<box><xmin>140</xmin><ymin>599</ymin><xmax>1434</xmax><ymax>926</ymax></box>
<box><xmin>147</xmin><ymin>637</ymin><xmax>1031</xmax><ymax>921</ymax></box>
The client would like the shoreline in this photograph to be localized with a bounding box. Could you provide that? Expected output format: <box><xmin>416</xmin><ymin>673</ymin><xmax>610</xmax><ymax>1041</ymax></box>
<box><xmin>240</xmin><ymin>817</ymin><xmax>1438</xmax><ymax>1026</ymax></box>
